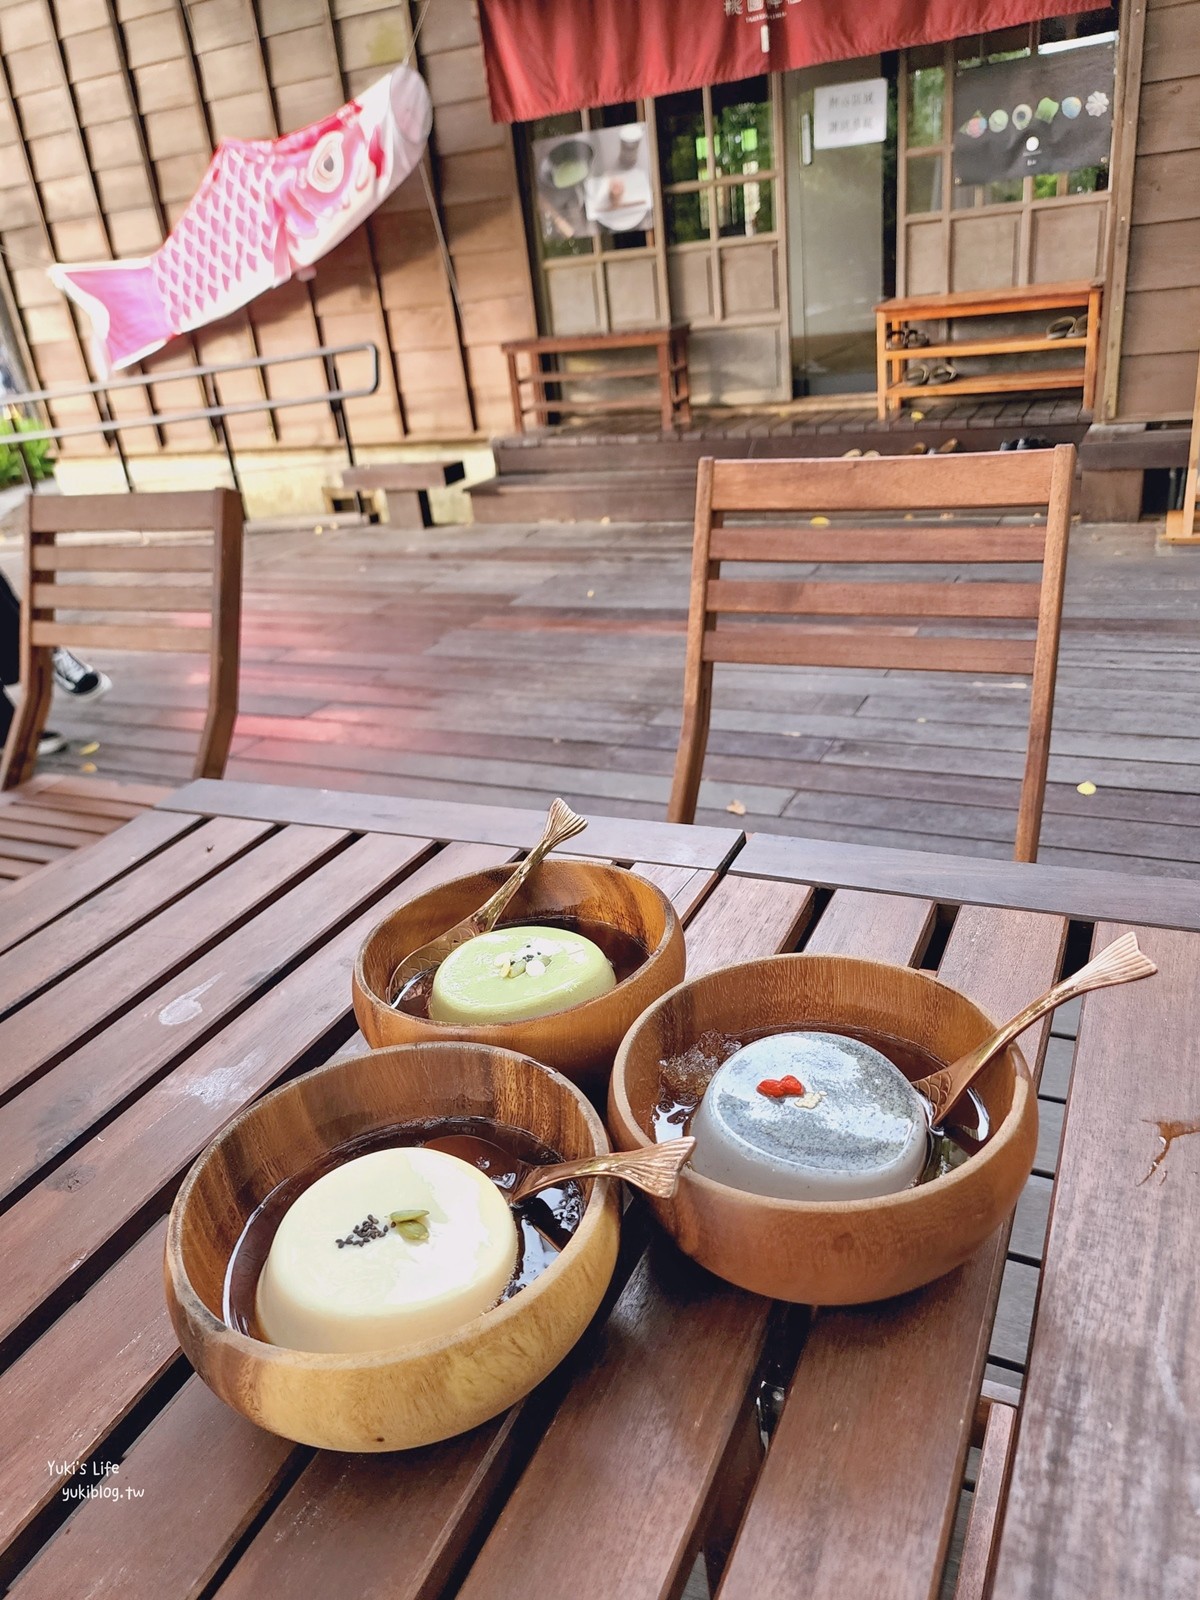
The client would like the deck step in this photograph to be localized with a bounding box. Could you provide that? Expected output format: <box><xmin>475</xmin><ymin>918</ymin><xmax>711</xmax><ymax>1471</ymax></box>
<box><xmin>469</xmin><ymin>469</ymin><xmax>697</xmax><ymax>524</ymax></box>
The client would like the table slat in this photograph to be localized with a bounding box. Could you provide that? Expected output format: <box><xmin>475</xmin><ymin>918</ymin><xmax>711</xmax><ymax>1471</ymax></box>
<box><xmin>0</xmin><ymin>824</ymin><xmax>349</xmax><ymax>1103</ymax></box>
<box><xmin>0</xmin><ymin>817</ymin><xmax>279</xmax><ymax>1013</ymax></box>
<box><xmin>8</xmin><ymin>1381</ymin><xmax>295</xmax><ymax>1600</ymax></box>
<box><xmin>737</xmin><ymin>833</ymin><xmax>1200</xmax><ymax>933</ymax></box>
<box><xmin>159</xmin><ymin>780</ymin><xmax>744</xmax><ymax>871</ymax></box>
<box><xmin>0</xmin><ymin>809</ymin><xmax>201</xmax><ymax>958</ymax></box>
<box><xmin>0</xmin><ymin>1225</ymin><xmax>174</xmax><ymax>1561</ymax></box>
<box><xmin>0</xmin><ymin>831</ymin><xmax>439</xmax><ymax>1202</ymax></box>
<box><xmin>992</xmin><ymin>923</ymin><xmax>1200</xmax><ymax>1598</ymax></box>
<box><xmin>717</xmin><ymin>905</ymin><xmax>1067</xmax><ymax>1600</ymax></box>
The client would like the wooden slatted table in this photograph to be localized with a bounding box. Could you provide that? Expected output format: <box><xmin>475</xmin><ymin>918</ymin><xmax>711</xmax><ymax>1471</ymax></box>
<box><xmin>1</xmin><ymin>778</ymin><xmax>1196</xmax><ymax>1600</ymax></box>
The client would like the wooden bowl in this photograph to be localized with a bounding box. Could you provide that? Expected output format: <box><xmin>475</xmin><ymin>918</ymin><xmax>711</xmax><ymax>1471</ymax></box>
<box><xmin>353</xmin><ymin>861</ymin><xmax>685</xmax><ymax>1098</ymax></box>
<box><xmin>165</xmin><ymin>1043</ymin><xmax>620</xmax><ymax>1452</ymax></box>
<box><xmin>609</xmin><ymin>955</ymin><xmax>1038</xmax><ymax>1305</ymax></box>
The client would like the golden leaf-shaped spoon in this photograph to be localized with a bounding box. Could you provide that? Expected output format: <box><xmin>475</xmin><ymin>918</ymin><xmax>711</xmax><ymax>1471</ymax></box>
<box><xmin>425</xmin><ymin>1132</ymin><xmax>696</xmax><ymax>1204</ymax></box>
<box><xmin>388</xmin><ymin>797</ymin><xmax>588</xmax><ymax>1004</ymax></box>
<box><xmin>913</xmin><ymin>931</ymin><xmax>1157</xmax><ymax>1126</ymax></box>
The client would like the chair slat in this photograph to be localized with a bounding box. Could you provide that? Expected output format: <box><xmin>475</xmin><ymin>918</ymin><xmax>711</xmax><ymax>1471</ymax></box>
<box><xmin>706</xmin><ymin>579</ymin><xmax>1043</xmax><ymax>619</ymax></box>
<box><xmin>708</xmin><ymin>526</ymin><xmax>1048</xmax><ymax>564</ymax></box>
<box><xmin>702</xmin><ymin>625</ymin><xmax>1037</xmax><ymax>675</ymax></box>
<box><xmin>32</xmin><ymin>583</ymin><xmax>213</xmax><ymax>612</ymax></box>
<box><xmin>31</xmin><ymin>544</ymin><xmax>214</xmax><ymax>573</ymax></box>
<box><xmin>30</xmin><ymin>621</ymin><xmax>213</xmax><ymax>653</ymax></box>
<box><xmin>29</xmin><ymin>491</ymin><xmax>222</xmax><ymax>534</ymax></box>
<box><xmin>709</xmin><ymin>453</ymin><xmax>1059</xmax><ymax>512</ymax></box>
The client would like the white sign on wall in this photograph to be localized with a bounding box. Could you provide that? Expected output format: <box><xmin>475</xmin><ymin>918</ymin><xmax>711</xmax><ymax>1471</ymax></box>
<box><xmin>812</xmin><ymin>78</ymin><xmax>889</xmax><ymax>150</ymax></box>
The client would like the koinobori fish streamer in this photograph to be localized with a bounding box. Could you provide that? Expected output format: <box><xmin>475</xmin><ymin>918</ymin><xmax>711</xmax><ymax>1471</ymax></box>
<box><xmin>49</xmin><ymin>66</ymin><xmax>432</xmax><ymax>373</ymax></box>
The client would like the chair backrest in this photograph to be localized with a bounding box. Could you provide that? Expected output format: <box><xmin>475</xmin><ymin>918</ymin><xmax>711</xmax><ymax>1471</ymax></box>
<box><xmin>669</xmin><ymin>448</ymin><xmax>1075</xmax><ymax>861</ymax></box>
<box><xmin>0</xmin><ymin>489</ymin><xmax>244</xmax><ymax>791</ymax></box>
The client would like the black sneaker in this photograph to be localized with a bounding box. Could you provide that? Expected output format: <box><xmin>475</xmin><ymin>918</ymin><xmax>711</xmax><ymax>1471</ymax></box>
<box><xmin>53</xmin><ymin>648</ymin><xmax>112</xmax><ymax>703</ymax></box>
<box><xmin>38</xmin><ymin>729</ymin><xmax>67</xmax><ymax>756</ymax></box>
<box><xmin>999</xmin><ymin>436</ymin><xmax>1053</xmax><ymax>452</ymax></box>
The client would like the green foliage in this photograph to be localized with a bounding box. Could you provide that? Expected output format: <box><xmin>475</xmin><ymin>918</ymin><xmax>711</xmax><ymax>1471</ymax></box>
<box><xmin>0</xmin><ymin>415</ymin><xmax>55</xmax><ymax>487</ymax></box>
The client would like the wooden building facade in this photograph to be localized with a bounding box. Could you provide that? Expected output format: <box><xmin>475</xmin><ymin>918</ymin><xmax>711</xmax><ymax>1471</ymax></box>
<box><xmin>0</xmin><ymin>0</ymin><xmax>1195</xmax><ymax>502</ymax></box>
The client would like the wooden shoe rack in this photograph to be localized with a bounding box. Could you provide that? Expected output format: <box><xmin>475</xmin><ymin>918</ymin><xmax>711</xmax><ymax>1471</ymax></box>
<box><xmin>875</xmin><ymin>281</ymin><xmax>1102</xmax><ymax>418</ymax></box>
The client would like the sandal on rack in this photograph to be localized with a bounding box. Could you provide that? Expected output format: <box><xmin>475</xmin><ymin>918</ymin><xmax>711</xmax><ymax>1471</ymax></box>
<box><xmin>1047</xmin><ymin>315</ymin><xmax>1088</xmax><ymax>340</ymax></box>
<box><xmin>887</xmin><ymin>328</ymin><xmax>931</xmax><ymax>350</ymax></box>
<box><xmin>927</xmin><ymin>363</ymin><xmax>958</xmax><ymax>385</ymax></box>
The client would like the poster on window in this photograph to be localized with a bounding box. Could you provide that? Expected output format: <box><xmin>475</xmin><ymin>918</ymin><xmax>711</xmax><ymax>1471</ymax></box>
<box><xmin>532</xmin><ymin>123</ymin><xmax>653</xmax><ymax>240</ymax></box>
<box><xmin>953</xmin><ymin>44</ymin><xmax>1115</xmax><ymax>185</ymax></box>
<box><xmin>813</xmin><ymin>78</ymin><xmax>888</xmax><ymax>149</ymax></box>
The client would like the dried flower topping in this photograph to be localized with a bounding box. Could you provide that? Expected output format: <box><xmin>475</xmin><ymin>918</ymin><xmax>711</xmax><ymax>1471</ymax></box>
<box><xmin>757</xmin><ymin>1075</ymin><xmax>808</xmax><ymax>1098</ymax></box>
<box><xmin>493</xmin><ymin>940</ymin><xmax>553</xmax><ymax>981</ymax></box>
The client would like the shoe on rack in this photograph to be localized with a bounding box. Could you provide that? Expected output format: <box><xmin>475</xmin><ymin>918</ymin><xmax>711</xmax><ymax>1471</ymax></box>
<box><xmin>38</xmin><ymin>729</ymin><xmax>67</xmax><ymax>756</ymax></box>
<box><xmin>53</xmin><ymin>647</ymin><xmax>112</xmax><ymax>703</ymax></box>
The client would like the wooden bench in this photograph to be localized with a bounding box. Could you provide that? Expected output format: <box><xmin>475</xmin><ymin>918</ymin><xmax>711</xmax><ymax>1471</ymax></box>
<box><xmin>340</xmin><ymin>460</ymin><xmax>467</xmax><ymax>527</ymax></box>
<box><xmin>875</xmin><ymin>281</ymin><xmax>1102</xmax><ymax>418</ymax></box>
<box><xmin>502</xmin><ymin>325</ymin><xmax>691</xmax><ymax>434</ymax></box>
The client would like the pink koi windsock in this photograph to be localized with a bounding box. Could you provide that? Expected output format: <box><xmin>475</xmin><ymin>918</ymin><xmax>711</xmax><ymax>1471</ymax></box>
<box><xmin>49</xmin><ymin>66</ymin><xmax>432</xmax><ymax>373</ymax></box>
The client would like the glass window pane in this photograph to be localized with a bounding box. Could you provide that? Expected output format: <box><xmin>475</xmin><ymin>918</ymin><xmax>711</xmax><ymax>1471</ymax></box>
<box><xmin>540</xmin><ymin>231</ymin><xmax>594</xmax><ymax>260</ymax></box>
<box><xmin>666</xmin><ymin>189</ymin><xmax>710</xmax><ymax>244</ymax></box>
<box><xmin>657</xmin><ymin>90</ymin><xmax>708</xmax><ymax>184</ymax></box>
<box><xmin>907</xmin><ymin>66</ymin><xmax>944</xmax><ymax>147</ymax></box>
<box><xmin>716</xmin><ymin>178</ymin><xmax>774</xmax><ymax>237</ymax></box>
<box><xmin>1040</xmin><ymin>7</ymin><xmax>1118</xmax><ymax>48</ymax></box>
<box><xmin>712</xmin><ymin>75</ymin><xmax>772</xmax><ymax>176</ymax></box>
<box><xmin>1067</xmin><ymin>162</ymin><xmax>1108</xmax><ymax>194</ymax></box>
<box><xmin>906</xmin><ymin>153</ymin><xmax>942</xmax><ymax>213</ymax></box>
<box><xmin>528</xmin><ymin>112</ymin><xmax>583</xmax><ymax>142</ymax></box>
<box><xmin>1032</xmin><ymin>172</ymin><xmax>1061</xmax><ymax>200</ymax></box>
<box><xmin>599</xmin><ymin>227</ymin><xmax>650</xmax><ymax>253</ymax></box>
<box><xmin>594</xmin><ymin>101</ymin><xmax>638</xmax><ymax>128</ymax></box>
<box><xmin>984</xmin><ymin>177</ymin><xmax>1025</xmax><ymax>205</ymax></box>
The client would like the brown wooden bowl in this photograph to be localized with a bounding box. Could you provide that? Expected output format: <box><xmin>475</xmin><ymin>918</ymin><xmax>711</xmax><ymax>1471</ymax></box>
<box><xmin>165</xmin><ymin>1043</ymin><xmax>621</xmax><ymax>1452</ymax></box>
<box><xmin>609</xmin><ymin>954</ymin><xmax>1038</xmax><ymax>1305</ymax></box>
<box><xmin>353</xmin><ymin>860</ymin><xmax>685</xmax><ymax>1098</ymax></box>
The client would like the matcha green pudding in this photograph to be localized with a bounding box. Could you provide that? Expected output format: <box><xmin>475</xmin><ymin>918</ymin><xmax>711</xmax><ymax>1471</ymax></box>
<box><xmin>429</xmin><ymin>926</ymin><xmax>616</xmax><ymax>1025</ymax></box>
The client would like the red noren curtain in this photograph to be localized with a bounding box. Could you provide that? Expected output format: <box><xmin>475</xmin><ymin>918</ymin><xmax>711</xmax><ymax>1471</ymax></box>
<box><xmin>478</xmin><ymin>0</ymin><xmax>1103</xmax><ymax>123</ymax></box>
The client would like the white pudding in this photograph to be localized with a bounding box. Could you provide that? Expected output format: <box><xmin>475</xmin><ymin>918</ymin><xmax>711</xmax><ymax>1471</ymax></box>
<box><xmin>689</xmin><ymin>1032</ymin><xmax>930</xmax><ymax>1202</ymax></box>
<box><xmin>256</xmin><ymin>1147</ymin><xmax>519</xmax><ymax>1353</ymax></box>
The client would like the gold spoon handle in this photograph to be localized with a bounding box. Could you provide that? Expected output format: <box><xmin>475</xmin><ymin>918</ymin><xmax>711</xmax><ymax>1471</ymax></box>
<box><xmin>511</xmin><ymin>1137</ymin><xmax>695</xmax><ymax>1205</ymax></box>
<box><xmin>466</xmin><ymin>798</ymin><xmax>588</xmax><ymax>939</ymax></box>
<box><xmin>386</xmin><ymin>798</ymin><xmax>587</xmax><ymax>997</ymax></box>
<box><xmin>914</xmin><ymin>932</ymin><xmax>1157</xmax><ymax>1125</ymax></box>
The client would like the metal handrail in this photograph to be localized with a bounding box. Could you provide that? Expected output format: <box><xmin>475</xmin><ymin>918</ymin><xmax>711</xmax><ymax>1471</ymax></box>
<box><xmin>2</xmin><ymin>341</ymin><xmax>382</xmax><ymax>496</ymax></box>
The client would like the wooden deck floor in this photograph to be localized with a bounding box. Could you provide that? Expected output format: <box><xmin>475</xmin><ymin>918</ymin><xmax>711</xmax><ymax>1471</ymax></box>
<box><xmin>3</xmin><ymin>513</ymin><xmax>1199</xmax><ymax>879</ymax></box>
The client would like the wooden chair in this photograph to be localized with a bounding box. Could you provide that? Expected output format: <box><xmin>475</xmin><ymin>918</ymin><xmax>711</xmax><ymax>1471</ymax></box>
<box><xmin>0</xmin><ymin>489</ymin><xmax>244</xmax><ymax>797</ymax></box>
<box><xmin>668</xmin><ymin>449</ymin><xmax>1075</xmax><ymax>862</ymax></box>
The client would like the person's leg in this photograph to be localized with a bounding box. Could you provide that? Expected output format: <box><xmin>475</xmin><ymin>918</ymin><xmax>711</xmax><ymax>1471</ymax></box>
<box><xmin>0</xmin><ymin>569</ymin><xmax>20</xmax><ymax>689</ymax></box>
<box><xmin>0</xmin><ymin>571</ymin><xmax>66</xmax><ymax>761</ymax></box>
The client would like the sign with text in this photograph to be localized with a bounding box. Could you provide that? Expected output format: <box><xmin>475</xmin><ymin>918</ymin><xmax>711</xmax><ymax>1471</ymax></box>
<box><xmin>813</xmin><ymin>78</ymin><xmax>888</xmax><ymax>149</ymax></box>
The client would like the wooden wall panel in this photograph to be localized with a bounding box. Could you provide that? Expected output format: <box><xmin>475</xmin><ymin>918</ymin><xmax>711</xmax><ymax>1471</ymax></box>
<box><xmin>1113</xmin><ymin>0</ymin><xmax>1200</xmax><ymax>421</ymax></box>
<box><xmin>0</xmin><ymin>0</ymin><xmax>538</xmax><ymax>466</ymax></box>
